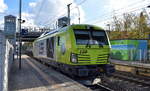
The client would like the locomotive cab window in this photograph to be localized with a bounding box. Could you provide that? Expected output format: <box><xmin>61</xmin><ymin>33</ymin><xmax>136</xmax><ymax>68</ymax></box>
<box><xmin>74</xmin><ymin>30</ymin><xmax>90</xmax><ymax>45</ymax></box>
<box><xmin>74</xmin><ymin>29</ymin><xmax>108</xmax><ymax>45</ymax></box>
<box><xmin>92</xmin><ymin>31</ymin><xmax>108</xmax><ymax>45</ymax></box>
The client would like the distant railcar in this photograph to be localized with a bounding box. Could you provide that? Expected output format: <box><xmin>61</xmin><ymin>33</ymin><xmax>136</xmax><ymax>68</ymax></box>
<box><xmin>33</xmin><ymin>24</ymin><xmax>115</xmax><ymax>77</ymax></box>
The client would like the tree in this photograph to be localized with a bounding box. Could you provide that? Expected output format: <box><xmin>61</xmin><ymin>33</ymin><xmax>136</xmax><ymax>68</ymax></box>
<box><xmin>108</xmin><ymin>12</ymin><xmax>150</xmax><ymax>40</ymax></box>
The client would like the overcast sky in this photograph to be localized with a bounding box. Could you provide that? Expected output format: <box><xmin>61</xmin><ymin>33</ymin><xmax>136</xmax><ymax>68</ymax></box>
<box><xmin>0</xmin><ymin>0</ymin><xmax>150</xmax><ymax>29</ymax></box>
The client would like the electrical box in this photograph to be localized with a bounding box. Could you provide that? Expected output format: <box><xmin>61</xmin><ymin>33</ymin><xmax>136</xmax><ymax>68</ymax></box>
<box><xmin>58</xmin><ymin>17</ymin><xmax>69</xmax><ymax>28</ymax></box>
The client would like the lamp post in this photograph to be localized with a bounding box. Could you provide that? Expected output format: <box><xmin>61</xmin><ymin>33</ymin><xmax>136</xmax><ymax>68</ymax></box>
<box><xmin>106</xmin><ymin>24</ymin><xmax>111</xmax><ymax>31</ymax></box>
<box><xmin>67</xmin><ymin>3</ymin><xmax>72</xmax><ymax>25</ymax></box>
<box><xmin>106</xmin><ymin>23</ymin><xmax>111</xmax><ymax>36</ymax></box>
<box><xmin>18</xmin><ymin>0</ymin><xmax>22</xmax><ymax>70</ymax></box>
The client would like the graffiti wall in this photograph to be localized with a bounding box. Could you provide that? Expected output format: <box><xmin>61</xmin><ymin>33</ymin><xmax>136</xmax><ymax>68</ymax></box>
<box><xmin>110</xmin><ymin>40</ymin><xmax>148</xmax><ymax>61</ymax></box>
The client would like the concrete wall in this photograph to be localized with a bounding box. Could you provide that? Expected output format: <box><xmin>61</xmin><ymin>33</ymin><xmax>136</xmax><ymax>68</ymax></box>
<box><xmin>0</xmin><ymin>31</ymin><xmax>5</xmax><ymax>91</ymax></box>
<box><xmin>0</xmin><ymin>31</ymin><xmax>13</xmax><ymax>91</ymax></box>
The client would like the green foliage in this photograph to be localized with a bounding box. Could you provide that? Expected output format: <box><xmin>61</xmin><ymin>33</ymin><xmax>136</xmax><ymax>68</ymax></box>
<box><xmin>108</xmin><ymin>12</ymin><xmax>150</xmax><ymax>40</ymax></box>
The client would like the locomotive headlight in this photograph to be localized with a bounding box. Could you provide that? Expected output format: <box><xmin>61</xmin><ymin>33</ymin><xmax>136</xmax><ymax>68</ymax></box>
<box><xmin>71</xmin><ymin>53</ymin><xmax>78</xmax><ymax>63</ymax></box>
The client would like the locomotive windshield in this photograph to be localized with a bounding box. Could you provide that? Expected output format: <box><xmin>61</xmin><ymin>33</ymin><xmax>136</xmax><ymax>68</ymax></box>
<box><xmin>74</xmin><ymin>29</ymin><xmax>108</xmax><ymax>45</ymax></box>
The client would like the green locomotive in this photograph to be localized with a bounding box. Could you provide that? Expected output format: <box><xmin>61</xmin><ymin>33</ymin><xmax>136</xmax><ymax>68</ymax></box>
<box><xmin>33</xmin><ymin>24</ymin><xmax>115</xmax><ymax>77</ymax></box>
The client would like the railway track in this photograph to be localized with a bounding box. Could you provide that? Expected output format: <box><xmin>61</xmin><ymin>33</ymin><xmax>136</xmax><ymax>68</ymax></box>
<box><xmin>115</xmin><ymin>71</ymin><xmax>150</xmax><ymax>81</ymax></box>
<box><xmin>87</xmin><ymin>84</ymin><xmax>114</xmax><ymax>91</ymax></box>
<box><xmin>112</xmin><ymin>71</ymin><xmax>150</xmax><ymax>86</ymax></box>
<box><xmin>108</xmin><ymin>71</ymin><xmax>150</xmax><ymax>91</ymax></box>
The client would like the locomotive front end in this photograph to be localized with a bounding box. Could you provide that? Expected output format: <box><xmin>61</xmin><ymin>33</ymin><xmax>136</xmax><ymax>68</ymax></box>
<box><xmin>69</xmin><ymin>25</ymin><xmax>115</xmax><ymax>77</ymax></box>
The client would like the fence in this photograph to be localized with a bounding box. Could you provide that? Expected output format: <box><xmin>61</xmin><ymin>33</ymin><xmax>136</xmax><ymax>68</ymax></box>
<box><xmin>0</xmin><ymin>31</ymin><xmax>14</xmax><ymax>91</ymax></box>
<box><xmin>147</xmin><ymin>50</ymin><xmax>150</xmax><ymax>62</ymax></box>
<box><xmin>129</xmin><ymin>49</ymin><xmax>149</xmax><ymax>63</ymax></box>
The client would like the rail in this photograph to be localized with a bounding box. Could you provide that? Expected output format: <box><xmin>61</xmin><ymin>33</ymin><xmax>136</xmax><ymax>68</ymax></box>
<box><xmin>112</xmin><ymin>71</ymin><xmax>150</xmax><ymax>86</ymax></box>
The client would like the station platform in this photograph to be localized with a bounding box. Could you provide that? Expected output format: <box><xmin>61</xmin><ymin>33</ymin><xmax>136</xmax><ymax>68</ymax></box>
<box><xmin>110</xmin><ymin>59</ymin><xmax>150</xmax><ymax>76</ymax></box>
<box><xmin>8</xmin><ymin>55</ymin><xmax>91</xmax><ymax>91</ymax></box>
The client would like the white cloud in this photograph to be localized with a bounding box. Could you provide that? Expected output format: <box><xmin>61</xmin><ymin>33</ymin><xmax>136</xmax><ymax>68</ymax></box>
<box><xmin>21</xmin><ymin>12</ymin><xmax>37</xmax><ymax>28</ymax></box>
<box><xmin>92</xmin><ymin>0</ymin><xmax>150</xmax><ymax>28</ymax></box>
<box><xmin>27</xmin><ymin>0</ymin><xmax>85</xmax><ymax>27</ymax></box>
<box><xmin>105</xmin><ymin>0</ymin><xmax>149</xmax><ymax>15</ymax></box>
<box><xmin>29</xmin><ymin>2</ymin><xmax>37</xmax><ymax>8</ymax></box>
<box><xmin>0</xmin><ymin>0</ymin><xmax>8</xmax><ymax>13</ymax></box>
<box><xmin>0</xmin><ymin>0</ymin><xmax>7</xmax><ymax>29</ymax></box>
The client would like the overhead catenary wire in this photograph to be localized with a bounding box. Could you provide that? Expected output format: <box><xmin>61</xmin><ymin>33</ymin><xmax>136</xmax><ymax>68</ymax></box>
<box><xmin>42</xmin><ymin>9</ymin><xmax>67</xmax><ymax>26</ymax></box>
<box><xmin>91</xmin><ymin>5</ymin><xmax>150</xmax><ymax>26</ymax></box>
<box><xmin>92</xmin><ymin>9</ymin><xmax>146</xmax><ymax>25</ymax></box>
<box><xmin>39</xmin><ymin>5</ymin><xmax>68</xmax><ymax>26</ymax></box>
<box><xmin>33</xmin><ymin>0</ymin><xmax>150</xmax><ymax>29</ymax></box>
<box><xmin>34</xmin><ymin>0</ymin><xmax>46</xmax><ymax>24</ymax></box>
<box><xmin>42</xmin><ymin>0</ymin><xmax>88</xmax><ymax>27</ymax></box>
<box><xmin>84</xmin><ymin>2</ymin><xmax>150</xmax><ymax>25</ymax></box>
<box><xmin>83</xmin><ymin>0</ymin><xmax>150</xmax><ymax>24</ymax></box>
<box><xmin>46</xmin><ymin>0</ymin><xmax>148</xmax><ymax>27</ymax></box>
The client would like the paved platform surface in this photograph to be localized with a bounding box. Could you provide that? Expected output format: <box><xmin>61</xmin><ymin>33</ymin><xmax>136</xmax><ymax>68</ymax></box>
<box><xmin>8</xmin><ymin>55</ymin><xmax>91</xmax><ymax>91</ymax></box>
<box><xmin>111</xmin><ymin>59</ymin><xmax>150</xmax><ymax>69</ymax></box>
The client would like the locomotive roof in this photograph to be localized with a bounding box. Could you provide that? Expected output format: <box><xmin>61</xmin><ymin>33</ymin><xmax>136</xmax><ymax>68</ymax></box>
<box><xmin>37</xmin><ymin>24</ymin><xmax>104</xmax><ymax>40</ymax></box>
